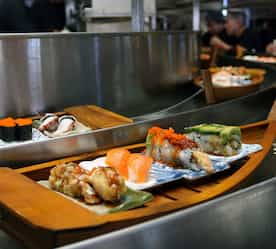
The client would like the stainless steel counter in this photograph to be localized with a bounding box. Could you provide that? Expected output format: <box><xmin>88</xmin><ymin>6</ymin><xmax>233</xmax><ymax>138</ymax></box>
<box><xmin>0</xmin><ymin>32</ymin><xmax>199</xmax><ymax>118</ymax></box>
<box><xmin>1</xmin><ymin>86</ymin><xmax>274</xmax><ymax>166</ymax></box>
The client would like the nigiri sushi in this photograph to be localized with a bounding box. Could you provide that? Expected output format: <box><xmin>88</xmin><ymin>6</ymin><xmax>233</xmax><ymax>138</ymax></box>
<box><xmin>128</xmin><ymin>154</ymin><xmax>153</xmax><ymax>183</ymax></box>
<box><xmin>106</xmin><ymin>149</ymin><xmax>153</xmax><ymax>183</ymax></box>
<box><xmin>106</xmin><ymin>148</ymin><xmax>130</xmax><ymax>179</ymax></box>
<box><xmin>146</xmin><ymin>127</ymin><xmax>214</xmax><ymax>173</ymax></box>
<box><xmin>52</xmin><ymin>115</ymin><xmax>76</xmax><ymax>136</ymax></box>
<box><xmin>38</xmin><ymin>114</ymin><xmax>59</xmax><ymax>132</ymax></box>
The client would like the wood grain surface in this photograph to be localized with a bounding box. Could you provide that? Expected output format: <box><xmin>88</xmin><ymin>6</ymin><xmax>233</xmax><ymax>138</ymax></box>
<box><xmin>64</xmin><ymin>105</ymin><xmax>133</xmax><ymax>129</ymax></box>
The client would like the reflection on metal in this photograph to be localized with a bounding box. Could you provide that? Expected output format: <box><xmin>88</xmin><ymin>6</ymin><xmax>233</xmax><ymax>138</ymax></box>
<box><xmin>0</xmin><ymin>87</ymin><xmax>274</xmax><ymax>166</ymax></box>
<box><xmin>0</xmin><ymin>32</ymin><xmax>199</xmax><ymax>118</ymax></box>
<box><xmin>131</xmin><ymin>0</ymin><xmax>144</xmax><ymax>32</ymax></box>
<box><xmin>58</xmin><ymin>176</ymin><xmax>276</xmax><ymax>249</ymax></box>
<box><xmin>192</xmin><ymin>0</ymin><xmax>200</xmax><ymax>31</ymax></box>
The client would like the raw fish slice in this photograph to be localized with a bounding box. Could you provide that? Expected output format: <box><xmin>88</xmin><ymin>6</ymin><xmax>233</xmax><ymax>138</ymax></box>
<box><xmin>38</xmin><ymin>114</ymin><xmax>59</xmax><ymax>132</ymax></box>
<box><xmin>52</xmin><ymin>115</ymin><xmax>76</xmax><ymax>136</ymax></box>
<box><xmin>128</xmin><ymin>154</ymin><xmax>153</xmax><ymax>183</ymax></box>
<box><xmin>106</xmin><ymin>149</ymin><xmax>130</xmax><ymax>179</ymax></box>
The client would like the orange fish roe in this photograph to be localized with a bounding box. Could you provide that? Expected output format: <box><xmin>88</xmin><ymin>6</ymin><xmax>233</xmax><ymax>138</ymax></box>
<box><xmin>148</xmin><ymin>126</ymin><xmax>197</xmax><ymax>150</ymax></box>
<box><xmin>0</xmin><ymin>117</ymin><xmax>16</xmax><ymax>127</ymax></box>
<box><xmin>15</xmin><ymin>118</ymin><xmax>32</xmax><ymax>126</ymax></box>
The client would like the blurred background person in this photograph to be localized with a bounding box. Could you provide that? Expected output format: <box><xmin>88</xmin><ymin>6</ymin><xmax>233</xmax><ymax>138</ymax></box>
<box><xmin>0</xmin><ymin>0</ymin><xmax>65</xmax><ymax>33</ymax></box>
<box><xmin>201</xmin><ymin>10</ymin><xmax>235</xmax><ymax>48</ymax></box>
<box><xmin>209</xmin><ymin>10</ymin><xmax>262</xmax><ymax>56</ymax></box>
<box><xmin>224</xmin><ymin>10</ymin><xmax>261</xmax><ymax>54</ymax></box>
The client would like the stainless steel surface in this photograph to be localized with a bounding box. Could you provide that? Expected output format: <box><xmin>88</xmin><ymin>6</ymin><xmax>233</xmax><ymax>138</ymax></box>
<box><xmin>0</xmin><ymin>87</ymin><xmax>274</xmax><ymax>166</ymax></box>
<box><xmin>131</xmin><ymin>0</ymin><xmax>144</xmax><ymax>32</ymax></box>
<box><xmin>192</xmin><ymin>0</ymin><xmax>200</xmax><ymax>31</ymax></box>
<box><xmin>135</xmin><ymin>56</ymin><xmax>276</xmax><ymax>122</ymax></box>
<box><xmin>58</xmin><ymin>176</ymin><xmax>276</xmax><ymax>249</ymax></box>
<box><xmin>0</xmin><ymin>32</ymin><xmax>199</xmax><ymax>118</ymax></box>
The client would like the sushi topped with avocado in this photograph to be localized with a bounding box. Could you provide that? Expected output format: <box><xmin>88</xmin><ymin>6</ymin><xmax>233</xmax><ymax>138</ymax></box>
<box><xmin>184</xmin><ymin>124</ymin><xmax>242</xmax><ymax>156</ymax></box>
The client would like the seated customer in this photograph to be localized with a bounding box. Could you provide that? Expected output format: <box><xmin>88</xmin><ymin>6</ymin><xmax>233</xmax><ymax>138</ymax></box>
<box><xmin>225</xmin><ymin>11</ymin><xmax>262</xmax><ymax>54</ymax></box>
<box><xmin>202</xmin><ymin>11</ymin><xmax>229</xmax><ymax>47</ymax></box>
<box><xmin>211</xmin><ymin>10</ymin><xmax>262</xmax><ymax>55</ymax></box>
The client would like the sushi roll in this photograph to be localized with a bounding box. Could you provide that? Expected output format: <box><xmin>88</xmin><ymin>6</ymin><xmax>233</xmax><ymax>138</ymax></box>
<box><xmin>184</xmin><ymin>124</ymin><xmax>242</xmax><ymax>156</ymax></box>
<box><xmin>15</xmin><ymin>118</ymin><xmax>33</xmax><ymax>141</ymax></box>
<box><xmin>0</xmin><ymin>117</ymin><xmax>17</xmax><ymax>142</ymax></box>
<box><xmin>146</xmin><ymin>127</ymin><xmax>214</xmax><ymax>173</ymax></box>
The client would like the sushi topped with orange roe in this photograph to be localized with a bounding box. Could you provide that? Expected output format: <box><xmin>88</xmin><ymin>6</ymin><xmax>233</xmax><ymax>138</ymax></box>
<box><xmin>145</xmin><ymin>127</ymin><xmax>214</xmax><ymax>173</ymax></box>
<box><xmin>15</xmin><ymin>118</ymin><xmax>33</xmax><ymax>141</ymax></box>
<box><xmin>0</xmin><ymin>117</ymin><xmax>17</xmax><ymax>142</ymax></box>
<box><xmin>0</xmin><ymin>117</ymin><xmax>33</xmax><ymax>142</ymax></box>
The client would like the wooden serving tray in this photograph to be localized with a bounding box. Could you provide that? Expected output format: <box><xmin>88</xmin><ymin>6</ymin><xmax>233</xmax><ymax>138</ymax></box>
<box><xmin>0</xmin><ymin>120</ymin><xmax>275</xmax><ymax>249</ymax></box>
<box><xmin>64</xmin><ymin>105</ymin><xmax>133</xmax><ymax>129</ymax></box>
<box><xmin>194</xmin><ymin>68</ymin><xmax>266</xmax><ymax>102</ymax></box>
<box><xmin>32</xmin><ymin>105</ymin><xmax>133</xmax><ymax>130</ymax></box>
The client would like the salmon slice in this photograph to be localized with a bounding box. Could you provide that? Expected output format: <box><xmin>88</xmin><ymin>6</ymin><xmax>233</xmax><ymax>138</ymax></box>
<box><xmin>106</xmin><ymin>149</ymin><xmax>130</xmax><ymax>179</ymax></box>
<box><xmin>128</xmin><ymin>154</ymin><xmax>153</xmax><ymax>183</ymax></box>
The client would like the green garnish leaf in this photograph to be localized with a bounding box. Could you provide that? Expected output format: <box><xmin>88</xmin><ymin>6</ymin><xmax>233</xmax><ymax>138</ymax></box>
<box><xmin>109</xmin><ymin>188</ymin><xmax>153</xmax><ymax>213</ymax></box>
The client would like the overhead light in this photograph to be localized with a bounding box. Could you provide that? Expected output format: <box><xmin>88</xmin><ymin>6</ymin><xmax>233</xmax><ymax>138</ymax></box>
<box><xmin>222</xmin><ymin>8</ymin><xmax>228</xmax><ymax>17</ymax></box>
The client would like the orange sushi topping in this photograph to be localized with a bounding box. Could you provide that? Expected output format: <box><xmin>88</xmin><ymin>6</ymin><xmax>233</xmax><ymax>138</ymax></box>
<box><xmin>106</xmin><ymin>148</ymin><xmax>153</xmax><ymax>183</ymax></box>
<box><xmin>148</xmin><ymin>126</ymin><xmax>197</xmax><ymax>150</ymax></box>
<box><xmin>0</xmin><ymin>117</ymin><xmax>16</xmax><ymax>127</ymax></box>
<box><xmin>106</xmin><ymin>149</ymin><xmax>130</xmax><ymax>180</ymax></box>
<box><xmin>128</xmin><ymin>154</ymin><xmax>153</xmax><ymax>183</ymax></box>
<box><xmin>15</xmin><ymin>118</ymin><xmax>33</xmax><ymax>126</ymax></box>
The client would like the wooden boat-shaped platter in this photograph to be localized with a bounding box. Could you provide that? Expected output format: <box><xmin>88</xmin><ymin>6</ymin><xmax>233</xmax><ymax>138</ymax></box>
<box><xmin>0</xmin><ymin>103</ymin><xmax>275</xmax><ymax>249</ymax></box>
<box><xmin>194</xmin><ymin>67</ymin><xmax>266</xmax><ymax>101</ymax></box>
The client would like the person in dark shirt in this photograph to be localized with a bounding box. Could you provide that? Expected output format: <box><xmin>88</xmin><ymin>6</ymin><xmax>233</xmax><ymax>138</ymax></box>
<box><xmin>224</xmin><ymin>10</ymin><xmax>262</xmax><ymax>55</ymax></box>
<box><xmin>32</xmin><ymin>0</ymin><xmax>65</xmax><ymax>32</ymax></box>
<box><xmin>0</xmin><ymin>0</ymin><xmax>35</xmax><ymax>32</ymax></box>
<box><xmin>202</xmin><ymin>10</ymin><xmax>235</xmax><ymax>47</ymax></box>
<box><xmin>208</xmin><ymin>10</ymin><xmax>262</xmax><ymax>56</ymax></box>
<box><xmin>0</xmin><ymin>0</ymin><xmax>65</xmax><ymax>33</ymax></box>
